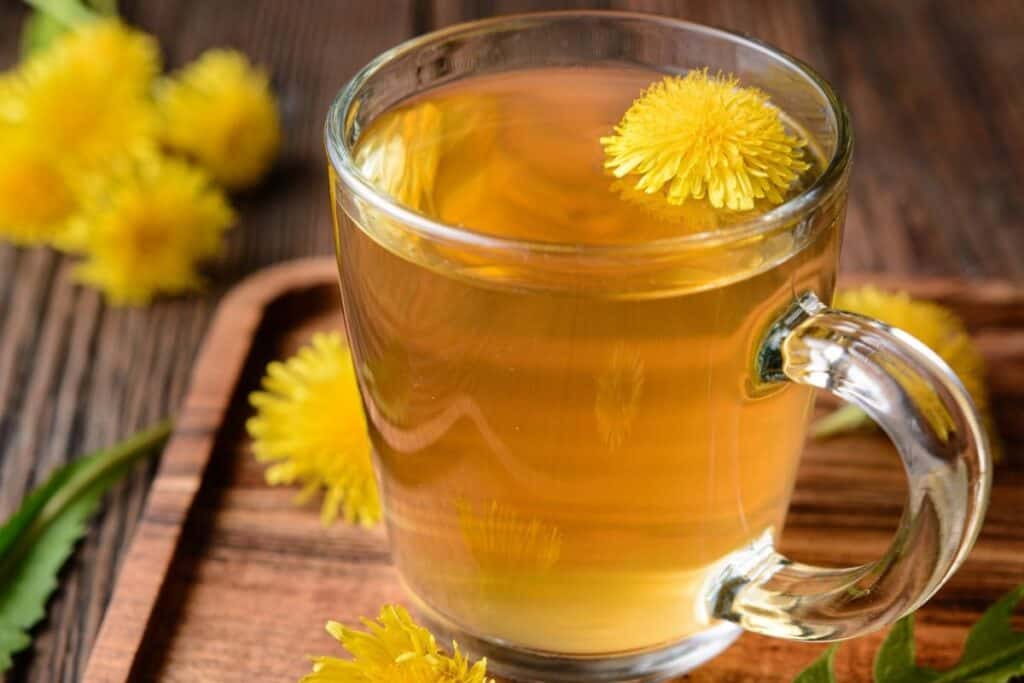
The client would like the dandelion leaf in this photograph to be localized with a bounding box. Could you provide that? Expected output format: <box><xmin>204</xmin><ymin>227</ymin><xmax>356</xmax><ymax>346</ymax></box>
<box><xmin>794</xmin><ymin>645</ymin><xmax>838</xmax><ymax>683</ymax></box>
<box><xmin>0</xmin><ymin>422</ymin><xmax>169</xmax><ymax>672</ymax></box>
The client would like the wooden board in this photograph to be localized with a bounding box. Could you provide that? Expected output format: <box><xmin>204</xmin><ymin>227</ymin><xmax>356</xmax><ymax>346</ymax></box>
<box><xmin>81</xmin><ymin>258</ymin><xmax>1024</xmax><ymax>683</ymax></box>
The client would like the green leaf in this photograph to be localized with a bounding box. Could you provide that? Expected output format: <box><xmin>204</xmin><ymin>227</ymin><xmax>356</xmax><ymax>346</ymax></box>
<box><xmin>872</xmin><ymin>615</ymin><xmax>935</xmax><ymax>683</ymax></box>
<box><xmin>794</xmin><ymin>645</ymin><xmax>839</xmax><ymax>683</ymax></box>
<box><xmin>792</xmin><ymin>584</ymin><xmax>1024</xmax><ymax>682</ymax></box>
<box><xmin>943</xmin><ymin>584</ymin><xmax>1024</xmax><ymax>682</ymax></box>
<box><xmin>20</xmin><ymin>11</ymin><xmax>68</xmax><ymax>57</ymax></box>
<box><xmin>870</xmin><ymin>585</ymin><xmax>1024</xmax><ymax>682</ymax></box>
<box><xmin>19</xmin><ymin>0</ymin><xmax>109</xmax><ymax>57</ymax></box>
<box><xmin>0</xmin><ymin>421</ymin><xmax>171</xmax><ymax>672</ymax></box>
<box><xmin>22</xmin><ymin>0</ymin><xmax>97</xmax><ymax>27</ymax></box>
<box><xmin>85</xmin><ymin>0</ymin><xmax>117</xmax><ymax>15</ymax></box>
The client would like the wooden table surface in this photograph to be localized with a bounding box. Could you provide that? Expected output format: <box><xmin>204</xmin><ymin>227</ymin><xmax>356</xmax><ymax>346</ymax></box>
<box><xmin>0</xmin><ymin>1</ymin><xmax>1021</xmax><ymax>681</ymax></box>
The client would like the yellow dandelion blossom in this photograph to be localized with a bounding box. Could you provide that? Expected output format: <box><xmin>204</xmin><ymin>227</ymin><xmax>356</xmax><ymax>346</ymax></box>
<box><xmin>247</xmin><ymin>333</ymin><xmax>380</xmax><ymax>526</ymax></box>
<box><xmin>159</xmin><ymin>49</ymin><xmax>281</xmax><ymax>190</ymax></box>
<box><xmin>602</xmin><ymin>69</ymin><xmax>809</xmax><ymax>211</ymax></box>
<box><xmin>301</xmin><ymin>605</ymin><xmax>493</xmax><ymax>683</ymax></box>
<box><xmin>58</xmin><ymin>18</ymin><xmax>159</xmax><ymax>89</ymax></box>
<box><xmin>4</xmin><ymin>19</ymin><xmax>160</xmax><ymax>167</ymax></box>
<box><xmin>814</xmin><ymin>286</ymin><xmax>1001</xmax><ymax>460</ymax></box>
<box><xmin>0</xmin><ymin>129</ymin><xmax>78</xmax><ymax>245</ymax></box>
<box><xmin>0</xmin><ymin>72</ymin><xmax>22</xmax><ymax>122</ymax></box>
<box><xmin>68</xmin><ymin>154</ymin><xmax>234</xmax><ymax>305</ymax></box>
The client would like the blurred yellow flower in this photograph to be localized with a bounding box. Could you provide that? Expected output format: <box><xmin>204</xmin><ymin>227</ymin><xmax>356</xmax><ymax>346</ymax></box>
<box><xmin>1</xmin><ymin>19</ymin><xmax>160</xmax><ymax>167</ymax></box>
<box><xmin>0</xmin><ymin>129</ymin><xmax>77</xmax><ymax>245</ymax></box>
<box><xmin>159</xmin><ymin>49</ymin><xmax>280</xmax><ymax>189</ymax></box>
<box><xmin>815</xmin><ymin>286</ymin><xmax>1001</xmax><ymax>460</ymax></box>
<box><xmin>301</xmin><ymin>605</ymin><xmax>492</xmax><ymax>683</ymax></box>
<box><xmin>67</xmin><ymin>154</ymin><xmax>234</xmax><ymax>305</ymax></box>
<box><xmin>602</xmin><ymin>69</ymin><xmax>808</xmax><ymax>211</ymax></box>
<box><xmin>0</xmin><ymin>73</ymin><xmax>22</xmax><ymax>122</ymax></box>
<box><xmin>247</xmin><ymin>333</ymin><xmax>380</xmax><ymax>526</ymax></box>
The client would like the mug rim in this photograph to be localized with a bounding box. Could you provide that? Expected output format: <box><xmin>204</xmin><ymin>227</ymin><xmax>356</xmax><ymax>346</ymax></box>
<box><xmin>325</xmin><ymin>10</ymin><xmax>853</xmax><ymax>257</ymax></box>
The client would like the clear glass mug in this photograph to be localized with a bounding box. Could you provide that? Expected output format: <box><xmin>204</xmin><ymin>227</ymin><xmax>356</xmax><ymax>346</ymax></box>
<box><xmin>325</xmin><ymin>12</ymin><xmax>990</xmax><ymax>682</ymax></box>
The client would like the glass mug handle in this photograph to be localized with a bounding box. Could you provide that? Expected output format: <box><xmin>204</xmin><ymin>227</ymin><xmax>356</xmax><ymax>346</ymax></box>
<box><xmin>709</xmin><ymin>292</ymin><xmax>992</xmax><ymax>641</ymax></box>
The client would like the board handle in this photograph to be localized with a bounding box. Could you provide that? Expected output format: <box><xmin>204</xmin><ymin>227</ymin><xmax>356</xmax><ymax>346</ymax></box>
<box><xmin>708</xmin><ymin>293</ymin><xmax>991</xmax><ymax>641</ymax></box>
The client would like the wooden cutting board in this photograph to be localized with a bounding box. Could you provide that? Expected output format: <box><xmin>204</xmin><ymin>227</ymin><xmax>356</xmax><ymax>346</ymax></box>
<box><xmin>81</xmin><ymin>258</ymin><xmax>1024</xmax><ymax>682</ymax></box>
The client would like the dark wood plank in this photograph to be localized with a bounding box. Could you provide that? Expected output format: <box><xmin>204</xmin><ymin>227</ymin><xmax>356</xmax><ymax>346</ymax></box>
<box><xmin>0</xmin><ymin>3</ymin><xmax>414</xmax><ymax>682</ymax></box>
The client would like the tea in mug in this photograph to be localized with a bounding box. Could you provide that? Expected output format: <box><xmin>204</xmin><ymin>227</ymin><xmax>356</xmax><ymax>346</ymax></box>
<box><xmin>334</xmin><ymin>67</ymin><xmax>840</xmax><ymax>654</ymax></box>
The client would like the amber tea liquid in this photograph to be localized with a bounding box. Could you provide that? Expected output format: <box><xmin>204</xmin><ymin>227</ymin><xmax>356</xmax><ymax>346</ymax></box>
<box><xmin>332</xmin><ymin>67</ymin><xmax>841</xmax><ymax>654</ymax></box>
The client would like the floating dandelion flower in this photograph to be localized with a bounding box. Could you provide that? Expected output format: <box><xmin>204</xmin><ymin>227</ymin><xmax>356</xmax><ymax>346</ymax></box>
<box><xmin>248</xmin><ymin>333</ymin><xmax>381</xmax><ymax>526</ymax></box>
<box><xmin>301</xmin><ymin>605</ymin><xmax>492</xmax><ymax>683</ymax></box>
<box><xmin>602</xmin><ymin>69</ymin><xmax>809</xmax><ymax>211</ymax></box>
<box><xmin>159</xmin><ymin>49</ymin><xmax>281</xmax><ymax>190</ymax></box>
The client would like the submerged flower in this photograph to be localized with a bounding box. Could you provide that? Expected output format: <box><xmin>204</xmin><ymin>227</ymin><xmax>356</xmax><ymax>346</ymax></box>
<box><xmin>301</xmin><ymin>605</ymin><xmax>492</xmax><ymax>683</ymax></box>
<box><xmin>355</xmin><ymin>102</ymin><xmax>443</xmax><ymax>214</ymax></box>
<box><xmin>602</xmin><ymin>69</ymin><xmax>809</xmax><ymax>211</ymax></box>
<box><xmin>248</xmin><ymin>333</ymin><xmax>380</xmax><ymax>525</ymax></box>
<box><xmin>595</xmin><ymin>342</ymin><xmax>646</xmax><ymax>451</ymax></box>
<box><xmin>0</xmin><ymin>129</ymin><xmax>78</xmax><ymax>245</ymax></box>
<box><xmin>609</xmin><ymin>178</ymin><xmax>720</xmax><ymax>231</ymax></box>
<box><xmin>159</xmin><ymin>49</ymin><xmax>281</xmax><ymax>189</ymax></box>
<box><xmin>456</xmin><ymin>499</ymin><xmax>561</xmax><ymax>572</ymax></box>
<box><xmin>67</xmin><ymin>154</ymin><xmax>234</xmax><ymax>305</ymax></box>
<box><xmin>815</xmin><ymin>286</ymin><xmax>1001</xmax><ymax>460</ymax></box>
<box><xmin>2</xmin><ymin>19</ymin><xmax>159</xmax><ymax>167</ymax></box>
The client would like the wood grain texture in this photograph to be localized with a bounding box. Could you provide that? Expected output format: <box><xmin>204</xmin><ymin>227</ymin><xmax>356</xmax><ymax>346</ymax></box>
<box><xmin>79</xmin><ymin>260</ymin><xmax>1024</xmax><ymax>682</ymax></box>
<box><xmin>0</xmin><ymin>3</ymin><xmax>414</xmax><ymax>682</ymax></box>
<box><xmin>0</xmin><ymin>1</ymin><xmax>1022</xmax><ymax>681</ymax></box>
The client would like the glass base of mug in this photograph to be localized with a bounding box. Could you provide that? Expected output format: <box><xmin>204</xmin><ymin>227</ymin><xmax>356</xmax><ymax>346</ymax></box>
<box><xmin>415</xmin><ymin>605</ymin><xmax>742</xmax><ymax>682</ymax></box>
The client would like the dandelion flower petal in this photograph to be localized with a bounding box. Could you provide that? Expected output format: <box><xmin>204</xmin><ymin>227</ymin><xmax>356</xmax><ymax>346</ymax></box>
<box><xmin>247</xmin><ymin>333</ymin><xmax>381</xmax><ymax>525</ymax></box>
<box><xmin>602</xmin><ymin>69</ymin><xmax>808</xmax><ymax>211</ymax></box>
<box><xmin>300</xmin><ymin>605</ymin><xmax>493</xmax><ymax>683</ymax></box>
<box><xmin>159</xmin><ymin>49</ymin><xmax>281</xmax><ymax>189</ymax></box>
<box><xmin>3</xmin><ymin>19</ymin><xmax>160</xmax><ymax>167</ymax></box>
<box><xmin>0</xmin><ymin>129</ymin><xmax>78</xmax><ymax>245</ymax></box>
<box><xmin>69</xmin><ymin>153</ymin><xmax>234</xmax><ymax>305</ymax></box>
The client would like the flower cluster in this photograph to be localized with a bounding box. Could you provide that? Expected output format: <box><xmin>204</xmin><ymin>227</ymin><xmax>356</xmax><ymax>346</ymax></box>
<box><xmin>247</xmin><ymin>333</ymin><xmax>381</xmax><ymax>526</ymax></box>
<box><xmin>301</xmin><ymin>605</ymin><xmax>492</xmax><ymax>683</ymax></box>
<box><xmin>0</xmin><ymin>17</ymin><xmax>280</xmax><ymax>304</ymax></box>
